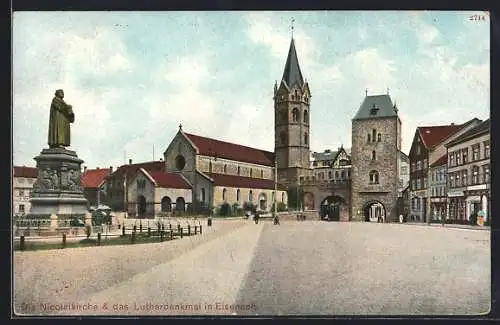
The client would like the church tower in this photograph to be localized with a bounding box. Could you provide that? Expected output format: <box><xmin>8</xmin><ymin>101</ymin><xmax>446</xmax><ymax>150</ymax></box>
<box><xmin>274</xmin><ymin>37</ymin><xmax>311</xmax><ymax>186</ymax></box>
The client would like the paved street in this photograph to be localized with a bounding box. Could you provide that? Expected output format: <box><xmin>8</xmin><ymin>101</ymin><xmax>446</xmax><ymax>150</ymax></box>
<box><xmin>14</xmin><ymin>220</ymin><xmax>490</xmax><ymax>316</ymax></box>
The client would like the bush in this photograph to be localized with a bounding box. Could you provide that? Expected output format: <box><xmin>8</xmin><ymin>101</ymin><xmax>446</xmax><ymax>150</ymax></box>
<box><xmin>270</xmin><ymin>201</ymin><xmax>287</xmax><ymax>212</ymax></box>
<box><xmin>218</xmin><ymin>203</ymin><xmax>232</xmax><ymax>217</ymax></box>
<box><xmin>243</xmin><ymin>202</ymin><xmax>257</xmax><ymax>213</ymax></box>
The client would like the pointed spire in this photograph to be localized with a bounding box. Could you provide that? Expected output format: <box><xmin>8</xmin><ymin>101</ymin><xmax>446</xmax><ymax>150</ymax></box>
<box><xmin>365</xmin><ymin>88</ymin><xmax>368</xmax><ymax>97</ymax></box>
<box><xmin>281</xmin><ymin>37</ymin><xmax>304</xmax><ymax>89</ymax></box>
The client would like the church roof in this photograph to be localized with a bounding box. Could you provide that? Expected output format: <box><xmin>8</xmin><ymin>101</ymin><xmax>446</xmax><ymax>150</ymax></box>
<box><xmin>13</xmin><ymin>166</ymin><xmax>38</xmax><ymax>178</ymax></box>
<box><xmin>281</xmin><ymin>38</ymin><xmax>304</xmax><ymax>89</ymax></box>
<box><xmin>82</xmin><ymin>168</ymin><xmax>112</xmax><ymax>188</ymax></box>
<box><xmin>184</xmin><ymin>133</ymin><xmax>275</xmax><ymax>167</ymax></box>
<box><xmin>207</xmin><ymin>173</ymin><xmax>286</xmax><ymax>190</ymax></box>
<box><xmin>353</xmin><ymin>94</ymin><xmax>398</xmax><ymax>120</ymax></box>
<box><xmin>108</xmin><ymin>161</ymin><xmax>165</xmax><ymax>180</ymax></box>
<box><xmin>147</xmin><ymin>171</ymin><xmax>192</xmax><ymax>189</ymax></box>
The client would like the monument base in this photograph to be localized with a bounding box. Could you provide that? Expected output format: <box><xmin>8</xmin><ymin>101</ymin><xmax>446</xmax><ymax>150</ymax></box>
<box><xmin>29</xmin><ymin>147</ymin><xmax>89</xmax><ymax>227</ymax></box>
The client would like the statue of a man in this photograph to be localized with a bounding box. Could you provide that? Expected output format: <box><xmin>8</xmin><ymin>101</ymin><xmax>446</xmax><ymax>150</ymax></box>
<box><xmin>48</xmin><ymin>89</ymin><xmax>74</xmax><ymax>148</ymax></box>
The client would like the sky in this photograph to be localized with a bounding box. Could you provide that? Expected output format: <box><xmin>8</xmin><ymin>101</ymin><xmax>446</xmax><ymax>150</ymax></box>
<box><xmin>12</xmin><ymin>11</ymin><xmax>490</xmax><ymax>169</ymax></box>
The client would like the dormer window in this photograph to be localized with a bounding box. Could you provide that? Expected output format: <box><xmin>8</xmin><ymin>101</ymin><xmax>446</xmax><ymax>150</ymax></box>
<box><xmin>370</xmin><ymin>104</ymin><xmax>379</xmax><ymax>115</ymax></box>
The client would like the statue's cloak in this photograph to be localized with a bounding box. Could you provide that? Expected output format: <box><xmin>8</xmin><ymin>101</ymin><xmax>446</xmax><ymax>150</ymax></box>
<box><xmin>48</xmin><ymin>97</ymin><xmax>74</xmax><ymax>147</ymax></box>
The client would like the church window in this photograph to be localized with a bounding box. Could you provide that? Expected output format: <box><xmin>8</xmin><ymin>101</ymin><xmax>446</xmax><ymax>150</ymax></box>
<box><xmin>236</xmin><ymin>189</ymin><xmax>240</xmax><ymax>201</ymax></box>
<box><xmin>369</xmin><ymin>170</ymin><xmax>379</xmax><ymax>184</ymax></box>
<box><xmin>372</xmin><ymin>150</ymin><xmax>376</xmax><ymax>160</ymax></box>
<box><xmin>237</xmin><ymin>166</ymin><xmax>241</xmax><ymax>175</ymax></box>
<box><xmin>295</xmin><ymin>90</ymin><xmax>299</xmax><ymax>100</ymax></box>
<box><xmin>249</xmin><ymin>190</ymin><xmax>253</xmax><ymax>202</ymax></box>
<box><xmin>209</xmin><ymin>161</ymin><xmax>212</xmax><ymax>172</ymax></box>
<box><xmin>261</xmin><ymin>169</ymin><xmax>264</xmax><ymax>178</ymax></box>
<box><xmin>280</xmin><ymin>132</ymin><xmax>287</xmax><ymax>146</ymax></box>
<box><xmin>281</xmin><ymin>192</ymin><xmax>285</xmax><ymax>202</ymax></box>
<box><xmin>372</xmin><ymin>129</ymin><xmax>376</xmax><ymax>142</ymax></box>
<box><xmin>303</xmin><ymin>110</ymin><xmax>309</xmax><ymax>123</ymax></box>
<box><xmin>292</xmin><ymin>108</ymin><xmax>299</xmax><ymax>122</ymax></box>
<box><xmin>223</xmin><ymin>164</ymin><xmax>227</xmax><ymax>174</ymax></box>
<box><xmin>250</xmin><ymin>169</ymin><xmax>253</xmax><ymax>177</ymax></box>
<box><xmin>304</xmin><ymin>132</ymin><xmax>308</xmax><ymax>145</ymax></box>
<box><xmin>222</xmin><ymin>188</ymin><xmax>227</xmax><ymax>201</ymax></box>
<box><xmin>175</xmin><ymin>155</ymin><xmax>186</xmax><ymax>171</ymax></box>
<box><xmin>377</xmin><ymin>133</ymin><xmax>381</xmax><ymax>142</ymax></box>
<box><xmin>201</xmin><ymin>188</ymin><xmax>206</xmax><ymax>202</ymax></box>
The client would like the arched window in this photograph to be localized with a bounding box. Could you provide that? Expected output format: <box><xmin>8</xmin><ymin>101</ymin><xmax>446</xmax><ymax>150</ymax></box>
<box><xmin>367</xmin><ymin>134</ymin><xmax>371</xmax><ymax>142</ymax></box>
<box><xmin>341</xmin><ymin>171</ymin><xmax>345</xmax><ymax>179</ymax></box>
<box><xmin>292</xmin><ymin>108</ymin><xmax>299</xmax><ymax>122</ymax></box>
<box><xmin>209</xmin><ymin>161</ymin><xmax>212</xmax><ymax>172</ymax></box>
<box><xmin>250</xmin><ymin>169</ymin><xmax>253</xmax><ymax>177</ymax></box>
<box><xmin>328</xmin><ymin>171</ymin><xmax>332</xmax><ymax>179</ymax></box>
<box><xmin>281</xmin><ymin>192</ymin><xmax>285</xmax><ymax>202</ymax></box>
<box><xmin>335</xmin><ymin>171</ymin><xmax>339</xmax><ymax>179</ymax></box>
<box><xmin>223</xmin><ymin>164</ymin><xmax>227</xmax><ymax>174</ymax></box>
<box><xmin>369</xmin><ymin>170</ymin><xmax>379</xmax><ymax>184</ymax></box>
<box><xmin>304</xmin><ymin>132</ymin><xmax>308</xmax><ymax>145</ymax></box>
<box><xmin>161</xmin><ymin>196</ymin><xmax>172</xmax><ymax>212</ymax></box>
<box><xmin>303</xmin><ymin>110</ymin><xmax>309</xmax><ymax>123</ymax></box>
<box><xmin>280</xmin><ymin>132</ymin><xmax>287</xmax><ymax>146</ymax></box>
<box><xmin>236</xmin><ymin>189</ymin><xmax>240</xmax><ymax>201</ymax></box>
<box><xmin>377</xmin><ymin>133</ymin><xmax>381</xmax><ymax>142</ymax></box>
<box><xmin>222</xmin><ymin>188</ymin><xmax>227</xmax><ymax>201</ymax></box>
<box><xmin>237</xmin><ymin>166</ymin><xmax>241</xmax><ymax>175</ymax></box>
<box><xmin>372</xmin><ymin>150</ymin><xmax>376</xmax><ymax>160</ymax></box>
<box><xmin>261</xmin><ymin>170</ymin><xmax>264</xmax><ymax>178</ymax></box>
<box><xmin>249</xmin><ymin>190</ymin><xmax>253</xmax><ymax>202</ymax></box>
<box><xmin>372</xmin><ymin>129</ymin><xmax>376</xmax><ymax>142</ymax></box>
<box><xmin>201</xmin><ymin>188</ymin><xmax>206</xmax><ymax>203</ymax></box>
<box><xmin>294</xmin><ymin>90</ymin><xmax>299</xmax><ymax>99</ymax></box>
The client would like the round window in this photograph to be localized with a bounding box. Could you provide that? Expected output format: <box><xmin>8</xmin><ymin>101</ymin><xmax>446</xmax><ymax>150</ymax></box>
<box><xmin>175</xmin><ymin>155</ymin><xmax>186</xmax><ymax>170</ymax></box>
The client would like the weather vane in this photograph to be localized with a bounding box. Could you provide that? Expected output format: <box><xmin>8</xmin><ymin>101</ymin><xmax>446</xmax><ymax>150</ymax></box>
<box><xmin>291</xmin><ymin>17</ymin><xmax>295</xmax><ymax>38</ymax></box>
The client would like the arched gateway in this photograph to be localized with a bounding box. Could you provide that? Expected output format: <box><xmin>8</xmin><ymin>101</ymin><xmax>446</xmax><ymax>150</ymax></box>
<box><xmin>320</xmin><ymin>195</ymin><xmax>347</xmax><ymax>221</ymax></box>
<box><xmin>363</xmin><ymin>200</ymin><xmax>386</xmax><ymax>222</ymax></box>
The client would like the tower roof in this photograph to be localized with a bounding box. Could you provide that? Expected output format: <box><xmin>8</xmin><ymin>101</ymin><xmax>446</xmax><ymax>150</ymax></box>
<box><xmin>281</xmin><ymin>38</ymin><xmax>304</xmax><ymax>88</ymax></box>
<box><xmin>353</xmin><ymin>94</ymin><xmax>398</xmax><ymax>120</ymax></box>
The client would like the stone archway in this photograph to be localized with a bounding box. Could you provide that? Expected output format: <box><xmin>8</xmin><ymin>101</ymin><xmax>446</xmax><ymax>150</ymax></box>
<box><xmin>303</xmin><ymin>192</ymin><xmax>315</xmax><ymax>210</ymax></box>
<box><xmin>320</xmin><ymin>195</ymin><xmax>346</xmax><ymax>221</ymax></box>
<box><xmin>362</xmin><ymin>200</ymin><xmax>386</xmax><ymax>223</ymax></box>
<box><xmin>176</xmin><ymin>197</ymin><xmax>185</xmax><ymax>212</ymax></box>
<box><xmin>161</xmin><ymin>196</ymin><xmax>172</xmax><ymax>212</ymax></box>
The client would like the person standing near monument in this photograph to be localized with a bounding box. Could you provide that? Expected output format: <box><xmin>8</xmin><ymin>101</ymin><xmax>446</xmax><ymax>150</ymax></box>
<box><xmin>48</xmin><ymin>89</ymin><xmax>74</xmax><ymax>148</ymax></box>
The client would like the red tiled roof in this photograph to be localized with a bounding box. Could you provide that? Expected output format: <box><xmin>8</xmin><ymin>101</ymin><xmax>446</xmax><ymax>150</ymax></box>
<box><xmin>418</xmin><ymin>125</ymin><xmax>463</xmax><ymax>149</ymax></box>
<box><xmin>147</xmin><ymin>171</ymin><xmax>191</xmax><ymax>189</ymax></box>
<box><xmin>184</xmin><ymin>132</ymin><xmax>275</xmax><ymax>166</ymax></box>
<box><xmin>82</xmin><ymin>168</ymin><xmax>112</xmax><ymax>188</ymax></box>
<box><xmin>207</xmin><ymin>173</ymin><xmax>286</xmax><ymax>190</ymax></box>
<box><xmin>430</xmin><ymin>154</ymin><xmax>447</xmax><ymax>168</ymax></box>
<box><xmin>107</xmin><ymin>161</ymin><xmax>165</xmax><ymax>180</ymax></box>
<box><xmin>13</xmin><ymin>166</ymin><xmax>38</xmax><ymax>178</ymax></box>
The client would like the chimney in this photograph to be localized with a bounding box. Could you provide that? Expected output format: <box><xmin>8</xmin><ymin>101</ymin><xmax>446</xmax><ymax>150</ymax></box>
<box><xmin>109</xmin><ymin>166</ymin><xmax>113</xmax><ymax>173</ymax></box>
<box><xmin>160</xmin><ymin>158</ymin><xmax>163</xmax><ymax>161</ymax></box>
<box><xmin>129</xmin><ymin>159</ymin><xmax>132</xmax><ymax>165</ymax></box>
<box><xmin>84</xmin><ymin>166</ymin><xmax>87</xmax><ymax>172</ymax></box>
<box><xmin>96</xmin><ymin>166</ymin><xmax>100</xmax><ymax>170</ymax></box>
<box><xmin>451</xmin><ymin>123</ymin><xmax>455</xmax><ymax>126</ymax></box>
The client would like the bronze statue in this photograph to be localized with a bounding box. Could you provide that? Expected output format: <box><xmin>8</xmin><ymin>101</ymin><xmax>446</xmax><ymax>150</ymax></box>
<box><xmin>48</xmin><ymin>89</ymin><xmax>74</xmax><ymax>148</ymax></box>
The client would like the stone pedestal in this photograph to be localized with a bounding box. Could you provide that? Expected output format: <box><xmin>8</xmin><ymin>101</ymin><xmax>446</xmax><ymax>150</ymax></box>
<box><xmin>30</xmin><ymin>147</ymin><xmax>88</xmax><ymax>218</ymax></box>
